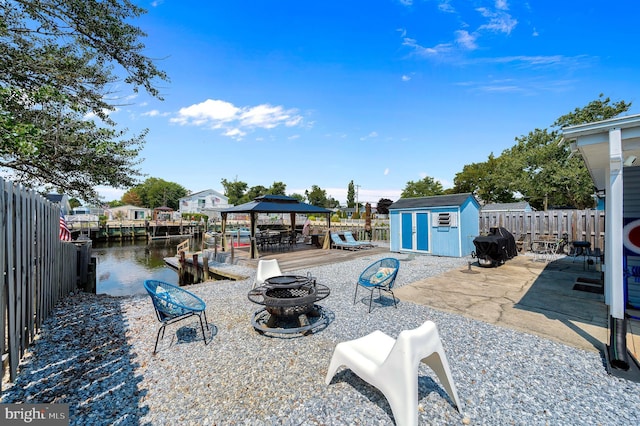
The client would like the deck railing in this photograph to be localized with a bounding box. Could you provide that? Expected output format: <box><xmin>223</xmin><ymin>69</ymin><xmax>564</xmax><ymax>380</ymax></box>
<box><xmin>1</xmin><ymin>178</ymin><xmax>78</xmax><ymax>391</ymax></box>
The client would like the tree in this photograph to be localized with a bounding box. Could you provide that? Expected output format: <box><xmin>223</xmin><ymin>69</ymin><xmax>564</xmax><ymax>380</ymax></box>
<box><xmin>68</xmin><ymin>198</ymin><xmax>81</xmax><ymax>210</ymax></box>
<box><xmin>0</xmin><ymin>0</ymin><xmax>167</xmax><ymax>201</ymax></box>
<box><xmin>122</xmin><ymin>189</ymin><xmax>144</xmax><ymax>206</ymax></box>
<box><xmin>267</xmin><ymin>181</ymin><xmax>287</xmax><ymax>195</ymax></box>
<box><xmin>347</xmin><ymin>180</ymin><xmax>355</xmax><ymax>208</ymax></box>
<box><xmin>246</xmin><ymin>185</ymin><xmax>268</xmax><ymax>201</ymax></box>
<box><xmin>401</xmin><ymin>176</ymin><xmax>444</xmax><ymax>198</ymax></box>
<box><xmin>221</xmin><ymin>178</ymin><xmax>248</xmax><ymax>205</ymax></box>
<box><xmin>288</xmin><ymin>193</ymin><xmax>306</xmax><ymax>203</ymax></box>
<box><xmin>305</xmin><ymin>185</ymin><xmax>329</xmax><ymax>207</ymax></box>
<box><xmin>376</xmin><ymin>198</ymin><xmax>394</xmax><ymax>215</ymax></box>
<box><xmin>500</xmin><ymin>95</ymin><xmax>630</xmax><ymax>210</ymax></box>
<box><xmin>451</xmin><ymin>154</ymin><xmax>516</xmax><ymax>204</ymax></box>
<box><xmin>131</xmin><ymin>178</ymin><xmax>187</xmax><ymax>210</ymax></box>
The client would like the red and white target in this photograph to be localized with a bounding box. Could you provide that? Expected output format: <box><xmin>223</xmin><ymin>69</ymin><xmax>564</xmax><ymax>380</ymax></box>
<box><xmin>623</xmin><ymin>219</ymin><xmax>640</xmax><ymax>255</ymax></box>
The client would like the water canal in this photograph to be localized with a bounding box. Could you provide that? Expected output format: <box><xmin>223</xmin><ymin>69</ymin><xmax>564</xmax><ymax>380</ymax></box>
<box><xmin>93</xmin><ymin>238</ymin><xmax>194</xmax><ymax>296</ymax></box>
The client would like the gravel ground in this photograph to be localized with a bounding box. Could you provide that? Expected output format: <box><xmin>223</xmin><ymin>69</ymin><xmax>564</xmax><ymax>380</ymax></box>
<box><xmin>3</xmin><ymin>252</ymin><xmax>640</xmax><ymax>425</ymax></box>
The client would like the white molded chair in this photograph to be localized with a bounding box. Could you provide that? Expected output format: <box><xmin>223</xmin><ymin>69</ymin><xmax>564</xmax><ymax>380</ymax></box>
<box><xmin>253</xmin><ymin>259</ymin><xmax>282</xmax><ymax>289</ymax></box>
<box><xmin>325</xmin><ymin>321</ymin><xmax>461</xmax><ymax>426</ymax></box>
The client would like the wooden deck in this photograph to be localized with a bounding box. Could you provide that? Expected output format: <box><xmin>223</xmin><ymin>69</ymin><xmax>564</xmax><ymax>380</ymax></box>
<box><xmin>235</xmin><ymin>242</ymin><xmax>389</xmax><ymax>272</ymax></box>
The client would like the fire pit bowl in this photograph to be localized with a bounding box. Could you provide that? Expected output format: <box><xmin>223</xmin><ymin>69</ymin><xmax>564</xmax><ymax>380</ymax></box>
<box><xmin>247</xmin><ymin>275</ymin><xmax>331</xmax><ymax>336</ymax></box>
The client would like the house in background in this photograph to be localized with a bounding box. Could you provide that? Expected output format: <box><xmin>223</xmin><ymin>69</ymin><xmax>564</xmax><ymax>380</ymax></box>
<box><xmin>179</xmin><ymin>189</ymin><xmax>230</xmax><ymax>221</ymax></box>
<box><xmin>45</xmin><ymin>194</ymin><xmax>71</xmax><ymax>215</ymax></box>
<box><xmin>481</xmin><ymin>201</ymin><xmax>534</xmax><ymax>213</ymax></box>
<box><xmin>107</xmin><ymin>205</ymin><xmax>151</xmax><ymax>221</ymax></box>
<box><xmin>388</xmin><ymin>193</ymin><xmax>480</xmax><ymax>257</ymax></box>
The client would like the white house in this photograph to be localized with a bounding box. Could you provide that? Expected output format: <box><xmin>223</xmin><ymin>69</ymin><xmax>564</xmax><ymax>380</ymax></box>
<box><xmin>179</xmin><ymin>189</ymin><xmax>230</xmax><ymax>220</ymax></box>
<box><xmin>107</xmin><ymin>204</ymin><xmax>151</xmax><ymax>221</ymax></box>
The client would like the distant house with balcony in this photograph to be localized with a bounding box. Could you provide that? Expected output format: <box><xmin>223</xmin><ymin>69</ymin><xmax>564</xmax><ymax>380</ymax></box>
<box><xmin>179</xmin><ymin>189</ymin><xmax>230</xmax><ymax>221</ymax></box>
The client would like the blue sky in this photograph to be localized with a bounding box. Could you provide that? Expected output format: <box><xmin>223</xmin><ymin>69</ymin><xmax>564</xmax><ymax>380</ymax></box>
<box><xmin>98</xmin><ymin>0</ymin><xmax>639</xmax><ymax>205</ymax></box>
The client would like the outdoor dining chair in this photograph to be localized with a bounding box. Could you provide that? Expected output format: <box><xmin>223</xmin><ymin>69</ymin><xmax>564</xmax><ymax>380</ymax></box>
<box><xmin>325</xmin><ymin>320</ymin><xmax>461</xmax><ymax>426</ymax></box>
<box><xmin>144</xmin><ymin>279</ymin><xmax>210</xmax><ymax>354</ymax></box>
<box><xmin>354</xmin><ymin>257</ymin><xmax>400</xmax><ymax>312</ymax></box>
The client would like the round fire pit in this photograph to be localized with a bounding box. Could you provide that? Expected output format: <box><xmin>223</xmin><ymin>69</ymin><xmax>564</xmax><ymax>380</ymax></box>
<box><xmin>247</xmin><ymin>275</ymin><xmax>330</xmax><ymax>336</ymax></box>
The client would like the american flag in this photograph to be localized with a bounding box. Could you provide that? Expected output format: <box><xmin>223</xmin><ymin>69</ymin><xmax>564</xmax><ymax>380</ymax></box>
<box><xmin>59</xmin><ymin>211</ymin><xmax>71</xmax><ymax>241</ymax></box>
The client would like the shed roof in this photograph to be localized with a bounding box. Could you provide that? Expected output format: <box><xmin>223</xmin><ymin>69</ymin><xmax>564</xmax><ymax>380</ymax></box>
<box><xmin>221</xmin><ymin>195</ymin><xmax>332</xmax><ymax>214</ymax></box>
<box><xmin>388</xmin><ymin>193</ymin><xmax>476</xmax><ymax>209</ymax></box>
<box><xmin>482</xmin><ymin>202</ymin><xmax>533</xmax><ymax>212</ymax></box>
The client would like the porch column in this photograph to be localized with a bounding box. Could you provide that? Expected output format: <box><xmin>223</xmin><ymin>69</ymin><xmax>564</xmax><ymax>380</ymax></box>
<box><xmin>605</xmin><ymin>128</ymin><xmax>624</xmax><ymax>319</ymax></box>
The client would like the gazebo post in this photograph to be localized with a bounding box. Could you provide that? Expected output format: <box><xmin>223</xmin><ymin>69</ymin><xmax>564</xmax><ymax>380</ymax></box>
<box><xmin>221</xmin><ymin>212</ymin><xmax>227</xmax><ymax>252</ymax></box>
<box><xmin>250</xmin><ymin>212</ymin><xmax>258</xmax><ymax>259</ymax></box>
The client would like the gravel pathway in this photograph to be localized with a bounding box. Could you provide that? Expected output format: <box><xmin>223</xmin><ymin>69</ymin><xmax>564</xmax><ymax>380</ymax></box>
<box><xmin>3</xmin><ymin>252</ymin><xmax>640</xmax><ymax>425</ymax></box>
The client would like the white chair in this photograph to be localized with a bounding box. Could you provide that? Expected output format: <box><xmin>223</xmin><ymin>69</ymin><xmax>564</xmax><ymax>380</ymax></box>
<box><xmin>253</xmin><ymin>259</ymin><xmax>282</xmax><ymax>289</ymax></box>
<box><xmin>325</xmin><ymin>321</ymin><xmax>461</xmax><ymax>426</ymax></box>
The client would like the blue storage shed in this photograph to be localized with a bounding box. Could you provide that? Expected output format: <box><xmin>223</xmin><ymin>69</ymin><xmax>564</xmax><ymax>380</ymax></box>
<box><xmin>388</xmin><ymin>193</ymin><xmax>480</xmax><ymax>257</ymax></box>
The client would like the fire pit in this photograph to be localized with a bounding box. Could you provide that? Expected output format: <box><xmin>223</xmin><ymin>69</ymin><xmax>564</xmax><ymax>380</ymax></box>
<box><xmin>247</xmin><ymin>275</ymin><xmax>330</xmax><ymax>336</ymax></box>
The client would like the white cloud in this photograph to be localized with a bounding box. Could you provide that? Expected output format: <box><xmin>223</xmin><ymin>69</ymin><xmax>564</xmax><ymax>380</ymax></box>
<box><xmin>141</xmin><ymin>109</ymin><xmax>164</xmax><ymax>117</ymax></box>
<box><xmin>401</xmin><ymin>75</ymin><xmax>411</xmax><ymax>81</ymax></box>
<box><xmin>476</xmin><ymin>6</ymin><xmax>518</xmax><ymax>34</ymax></box>
<box><xmin>455</xmin><ymin>30</ymin><xmax>478</xmax><ymax>50</ymax></box>
<box><xmin>360</xmin><ymin>131</ymin><xmax>379</xmax><ymax>141</ymax></box>
<box><xmin>170</xmin><ymin>98</ymin><xmax>304</xmax><ymax>140</ymax></box>
<box><xmin>384</xmin><ymin>168</ymin><xmax>390</xmax><ymax>175</ymax></box>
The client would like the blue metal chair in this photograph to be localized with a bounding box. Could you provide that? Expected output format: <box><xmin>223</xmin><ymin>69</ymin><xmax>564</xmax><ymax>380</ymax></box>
<box><xmin>354</xmin><ymin>258</ymin><xmax>400</xmax><ymax>313</ymax></box>
<box><xmin>144</xmin><ymin>279</ymin><xmax>210</xmax><ymax>353</ymax></box>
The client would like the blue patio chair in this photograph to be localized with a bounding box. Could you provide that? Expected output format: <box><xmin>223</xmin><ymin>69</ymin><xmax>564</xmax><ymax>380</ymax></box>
<box><xmin>144</xmin><ymin>279</ymin><xmax>210</xmax><ymax>353</ymax></box>
<box><xmin>343</xmin><ymin>230</ymin><xmax>374</xmax><ymax>248</ymax></box>
<box><xmin>330</xmin><ymin>232</ymin><xmax>361</xmax><ymax>250</ymax></box>
<box><xmin>354</xmin><ymin>257</ymin><xmax>400</xmax><ymax>313</ymax></box>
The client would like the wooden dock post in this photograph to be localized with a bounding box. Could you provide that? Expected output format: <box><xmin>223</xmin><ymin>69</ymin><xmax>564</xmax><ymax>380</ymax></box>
<box><xmin>192</xmin><ymin>253</ymin><xmax>199</xmax><ymax>283</ymax></box>
<box><xmin>178</xmin><ymin>251</ymin><xmax>186</xmax><ymax>283</ymax></box>
<box><xmin>203</xmin><ymin>257</ymin><xmax>210</xmax><ymax>281</ymax></box>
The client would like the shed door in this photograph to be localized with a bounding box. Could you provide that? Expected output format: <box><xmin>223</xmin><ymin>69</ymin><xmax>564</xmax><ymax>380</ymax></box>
<box><xmin>400</xmin><ymin>212</ymin><xmax>430</xmax><ymax>252</ymax></box>
<box><xmin>416</xmin><ymin>213</ymin><xmax>429</xmax><ymax>251</ymax></box>
<box><xmin>401</xmin><ymin>213</ymin><xmax>413</xmax><ymax>250</ymax></box>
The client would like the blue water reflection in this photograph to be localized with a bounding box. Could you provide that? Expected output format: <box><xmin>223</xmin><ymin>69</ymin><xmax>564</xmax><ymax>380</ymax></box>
<box><xmin>93</xmin><ymin>239</ymin><xmax>189</xmax><ymax>296</ymax></box>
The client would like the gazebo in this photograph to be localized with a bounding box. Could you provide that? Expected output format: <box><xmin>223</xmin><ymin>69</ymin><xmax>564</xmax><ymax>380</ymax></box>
<box><xmin>220</xmin><ymin>195</ymin><xmax>332</xmax><ymax>259</ymax></box>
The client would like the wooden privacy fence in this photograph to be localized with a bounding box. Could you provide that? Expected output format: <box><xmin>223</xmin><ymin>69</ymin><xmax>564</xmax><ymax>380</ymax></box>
<box><xmin>479</xmin><ymin>209</ymin><xmax>606</xmax><ymax>251</ymax></box>
<box><xmin>1</xmin><ymin>178</ymin><xmax>78</xmax><ymax>391</ymax></box>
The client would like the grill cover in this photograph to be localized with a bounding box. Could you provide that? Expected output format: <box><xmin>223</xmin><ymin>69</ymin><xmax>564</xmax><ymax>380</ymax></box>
<box><xmin>473</xmin><ymin>227</ymin><xmax>517</xmax><ymax>266</ymax></box>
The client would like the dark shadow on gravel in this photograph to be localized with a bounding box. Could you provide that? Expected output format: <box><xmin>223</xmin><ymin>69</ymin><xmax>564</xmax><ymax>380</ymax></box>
<box><xmin>329</xmin><ymin>370</ymin><xmax>455</xmax><ymax>422</ymax></box>
<box><xmin>0</xmin><ymin>293</ymin><xmax>149</xmax><ymax>425</ymax></box>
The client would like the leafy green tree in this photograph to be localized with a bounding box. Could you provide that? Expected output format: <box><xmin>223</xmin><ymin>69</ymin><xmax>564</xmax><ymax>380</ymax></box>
<box><xmin>221</xmin><ymin>178</ymin><xmax>248</xmax><ymax>205</ymax></box>
<box><xmin>347</xmin><ymin>180</ymin><xmax>355</xmax><ymax>208</ymax></box>
<box><xmin>288</xmin><ymin>193</ymin><xmax>306</xmax><ymax>203</ymax></box>
<box><xmin>68</xmin><ymin>198</ymin><xmax>82</xmax><ymax>210</ymax></box>
<box><xmin>501</xmin><ymin>95</ymin><xmax>630</xmax><ymax>210</ymax></box>
<box><xmin>132</xmin><ymin>178</ymin><xmax>187</xmax><ymax>210</ymax></box>
<box><xmin>267</xmin><ymin>181</ymin><xmax>287</xmax><ymax>195</ymax></box>
<box><xmin>246</xmin><ymin>185</ymin><xmax>268</xmax><ymax>200</ymax></box>
<box><xmin>452</xmin><ymin>154</ymin><xmax>516</xmax><ymax>204</ymax></box>
<box><xmin>326</xmin><ymin>196</ymin><xmax>340</xmax><ymax>209</ymax></box>
<box><xmin>305</xmin><ymin>185</ymin><xmax>328</xmax><ymax>207</ymax></box>
<box><xmin>401</xmin><ymin>176</ymin><xmax>444</xmax><ymax>198</ymax></box>
<box><xmin>0</xmin><ymin>0</ymin><xmax>168</xmax><ymax>202</ymax></box>
<box><xmin>376</xmin><ymin>198</ymin><xmax>393</xmax><ymax>215</ymax></box>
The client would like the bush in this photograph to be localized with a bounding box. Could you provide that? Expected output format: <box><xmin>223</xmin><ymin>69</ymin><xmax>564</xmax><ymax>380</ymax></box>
<box><xmin>330</xmin><ymin>214</ymin><xmax>341</xmax><ymax>222</ymax></box>
<box><xmin>352</xmin><ymin>211</ymin><xmax>361</xmax><ymax>219</ymax></box>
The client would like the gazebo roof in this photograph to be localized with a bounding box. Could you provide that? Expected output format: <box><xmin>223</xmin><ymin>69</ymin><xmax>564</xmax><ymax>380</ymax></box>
<box><xmin>221</xmin><ymin>195</ymin><xmax>332</xmax><ymax>215</ymax></box>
